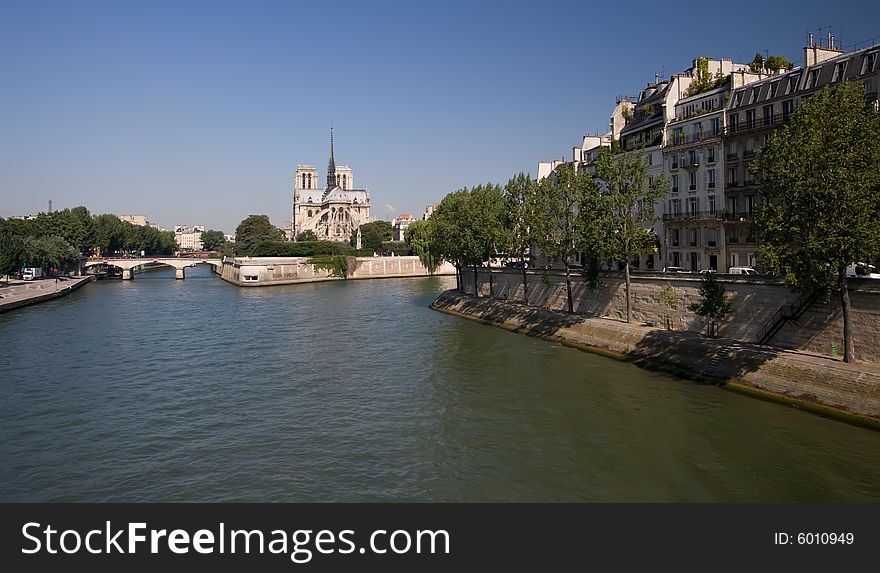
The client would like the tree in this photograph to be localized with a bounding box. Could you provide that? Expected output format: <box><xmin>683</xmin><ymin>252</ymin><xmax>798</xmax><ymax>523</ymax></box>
<box><xmin>0</xmin><ymin>218</ymin><xmax>24</xmax><ymax>282</ymax></box>
<box><xmin>235</xmin><ymin>215</ymin><xmax>284</xmax><ymax>255</ymax></box>
<box><xmin>658</xmin><ymin>283</ymin><xmax>679</xmax><ymax>331</ymax></box>
<box><xmin>93</xmin><ymin>213</ymin><xmax>128</xmax><ymax>256</ymax></box>
<box><xmin>765</xmin><ymin>55</ymin><xmax>793</xmax><ymax>71</ymax></box>
<box><xmin>201</xmin><ymin>229</ymin><xmax>227</xmax><ymax>251</ymax></box>
<box><xmin>295</xmin><ymin>229</ymin><xmax>317</xmax><ymax>242</ymax></box>
<box><xmin>688</xmin><ymin>272</ymin><xmax>732</xmax><ymax>337</ymax></box>
<box><xmin>469</xmin><ymin>183</ymin><xmax>505</xmax><ymax>298</ymax></box>
<box><xmin>593</xmin><ymin>147</ymin><xmax>667</xmax><ymax>323</ymax></box>
<box><xmin>751</xmin><ymin>81</ymin><xmax>880</xmax><ymax>363</ymax></box>
<box><xmin>430</xmin><ymin>189</ymin><xmax>473</xmax><ymax>292</ymax></box>
<box><xmin>749</xmin><ymin>52</ymin><xmax>765</xmax><ymax>73</ymax></box>
<box><xmin>532</xmin><ymin>163</ymin><xmax>595</xmax><ymax>313</ymax></box>
<box><xmin>501</xmin><ymin>173</ymin><xmax>539</xmax><ymax>303</ymax></box>
<box><xmin>403</xmin><ymin>220</ymin><xmax>441</xmax><ymax>274</ymax></box>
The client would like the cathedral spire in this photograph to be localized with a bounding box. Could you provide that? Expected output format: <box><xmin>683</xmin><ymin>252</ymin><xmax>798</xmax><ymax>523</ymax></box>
<box><xmin>327</xmin><ymin>124</ymin><xmax>337</xmax><ymax>189</ymax></box>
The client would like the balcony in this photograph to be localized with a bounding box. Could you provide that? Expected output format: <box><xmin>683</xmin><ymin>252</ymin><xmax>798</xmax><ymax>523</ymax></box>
<box><xmin>683</xmin><ymin>160</ymin><xmax>699</xmax><ymax>169</ymax></box>
<box><xmin>723</xmin><ymin>114</ymin><xmax>785</xmax><ymax>135</ymax></box>
<box><xmin>663</xmin><ymin>210</ymin><xmax>725</xmax><ymax>222</ymax></box>
<box><xmin>689</xmin><ymin>184</ymin><xmax>697</xmax><ymax>191</ymax></box>
<box><xmin>743</xmin><ymin>149</ymin><xmax>756</xmax><ymax>159</ymax></box>
<box><xmin>723</xmin><ymin>211</ymin><xmax>753</xmax><ymax>222</ymax></box>
<box><xmin>671</xmin><ymin>186</ymin><xmax>679</xmax><ymax>193</ymax></box>
<box><xmin>666</xmin><ymin>131</ymin><xmax>720</xmax><ymax>148</ymax></box>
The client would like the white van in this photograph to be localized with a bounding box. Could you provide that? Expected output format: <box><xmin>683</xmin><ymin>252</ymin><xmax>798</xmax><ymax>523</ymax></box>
<box><xmin>728</xmin><ymin>267</ymin><xmax>759</xmax><ymax>275</ymax></box>
<box><xmin>22</xmin><ymin>267</ymin><xmax>43</xmax><ymax>280</ymax></box>
<box><xmin>846</xmin><ymin>262</ymin><xmax>880</xmax><ymax>279</ymax></box>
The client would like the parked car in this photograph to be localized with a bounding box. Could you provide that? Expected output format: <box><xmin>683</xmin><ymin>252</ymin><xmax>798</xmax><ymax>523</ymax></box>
<box><xmin>846</xmin><ymin>262</ymin><xmax>880</xmax><ymax>279</ymax></box>
<box><xmin>662</xmin><ymin>266</ymin><xmax>690</xmax><ymax>273</ymax></box>
<box><xmin>728</xmin><ymin>266</ymin><xmax>759</xmax><ymax>275</ymax></box>
<box><xmin>699</xmin><ymin>269</ymin><xmax>717</xmax><ymax>274</ymax></box>
<box><xmin>504</xmin><ymin>260</ymin><xmax>530</xmax><ymax>269</ymax></box>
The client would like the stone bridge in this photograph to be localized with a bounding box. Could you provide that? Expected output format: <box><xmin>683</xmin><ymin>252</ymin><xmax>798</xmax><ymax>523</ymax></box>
<box><xmin>82</xmin><ymin>258</ymin><xmax>222</xmax><ymax>279</ymax></box>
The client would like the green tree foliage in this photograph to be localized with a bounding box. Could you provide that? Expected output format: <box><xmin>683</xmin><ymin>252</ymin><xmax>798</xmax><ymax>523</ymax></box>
<box><xmin>658</xmin><ymin>283</ymin><xmax>679</xmax><ymax>330</ymax></box>
<box><xmin>688</xmin><ymin>273</ymin><xmax>732</xmax><ymax>337</ymax></box>
<box><xmin>352</xmin><ymin>221</ymin><xmax>394</xmax><ymax>251</ymax></box>
<box><xmin>200</xmin><ymin>229</ymin><xmax>227</xmax><ymax>251</ymax></box>
<box><xmin>93</xmin><ymin>213</ymin><xmax>128</xmax><ymax>256</ymax></box>
<box><xmin>0</xmin><ymin>219</ymin><xmax>24</xmax><ymax>281</ymax></box>
<box><xmin>235</xmin><ymin>215</ymin><xmax>284</xmax><ymax>255</ymax></box>
<box><xmin>764</xmin><ymin>55</ymin><xmax>793</xmax><ymax>71</ymax></box>
<box><xmin>307</xmin><ymin>255</ymin><xmax>348</xmax><ymax>278</ymax></box>
<box><xmin>242</xmin><ymin>240</ymin><xmax>359</xmax><ymax>257</ymax></box>
<box><xmin>501</xmin><ymin>173</ymin><xmax>539</xmax><ymax>302</ymax></box>
<box><xmin>21</xmin><ymin>235</ymin><xmax>80</xmax><ymax>271</ymax></box>
<box><xmin>683</xmin><ymin>57</ymin><xmax>730</xmax><ymax>98</ymax></box>
<box><xmin>533</xmin><ymin>164</ymin><xmax>596</xmax><ymax>313</ymax></box>
<box><xmin>751</xmin><ymin>81</ymin><xmax>880</xmax><ymax>362</ymax></box>
<box><xmin>593</xmin><ymin>148</ymin><xmax>667</xmax><ymax>322</ymax></box>
<box><xmin>295</xmin><ymin>229</ymin><xmax>318</xmax><ymax>242</ymax></box>
<box><xmin>749</xmin><ymin>52</ymin><xmax>765</xmax><ymax>73</ymax></box>
<box><xmin>404</xmin><ymin>220</ymin><xmax>441</xmax><ymax>274</ymax></box>
<box><xmin>430</xmin><ymin>186</ymin><xmax>504</xmax><ymax>294</ymax></box>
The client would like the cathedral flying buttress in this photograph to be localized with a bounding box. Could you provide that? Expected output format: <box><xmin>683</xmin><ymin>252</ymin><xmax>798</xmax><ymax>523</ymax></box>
<box><xmin>292</xmin><ymin>128</ymin><xmax>371</xmax><ymax>243</ymax></box>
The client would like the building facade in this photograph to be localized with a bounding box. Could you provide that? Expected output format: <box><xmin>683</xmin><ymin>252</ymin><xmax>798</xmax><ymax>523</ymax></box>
<box><xmin>174</xmin><ymin>225</ymin><xmax>205</xmax><ymax>251</ymax></box>
<box><xmin>292</xmin><ymin>130</ymin><xmax>371</xmax><ymax>243</ymax></box>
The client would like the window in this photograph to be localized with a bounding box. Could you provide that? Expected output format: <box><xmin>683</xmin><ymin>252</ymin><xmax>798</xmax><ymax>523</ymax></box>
<box><xmin>690</xmin><ymin>228</ymin><xmax>698</xmax><ymax>247</ymax></box>
<box><xmin>243</xmin><ymin>275</ymin><xmax>259</xmax><ymax>281</ymax></box>
<box><xmin>688</xmin><ymin>196</ymin><xmax>698</xmax><ymax>216</ymax></box>
<box><xmin>763</xmin><ymin>104</ymin><xmax>773</xmax><ymax>126</ymax></box>
<box><xmin>688</xmin><ymin>150</ymin><xmax>698</xmax><ymax>166</ymax></box>
<box><xmin>671</xmin><ymin>154</ymin><xmax>679</xmax><ymax>169</ymax></box>
<box><xmin>708</xmin><ymin>169</ymin><xmax>716</xmax><ymax>189</ymax></box>
<box><xmin>707</xmin><ymin>147</ymin><xmax>716</xmax><ymax>163</ymax></box>
<box><xmin>727</xmin><ymin>168</ymin><xmax>737</xmax><ymax>187</ymax></box>
<box><xmin>832</xmin><ymin>61</ymin><xmax>847</xmax><ymax>82</ymax></box>
<box><xmin>746</xmin><ymin>109</ymin><xmax>756</xmax><ymax>129</ymax></box>
<box><xmin>689</xmin><ymin>171</ymin><xmax>697</xmax><ymax>190</ymax></box>
<box><xmin>807</xmin><ymin>68</ymin><xmax>821</xmax><ymax>89</ymax></box>
<box><xmin>671</xmin><ymin>199</ymin><xmax>681</xmax><ymax>216</ymax></box>
<box><xmin>693</xmin><ymin>122</ymin><xmax>702</xmax><ymax>139</ymax></box>
<box><xmin>708</xmin><ymin>194</ymin><xmax>717</xmax><ymax>214</ymax></box>
<box><xmin>733</xmin><ymin>91</ymin><xmax>745</xmax><ymax>106</ymax></box>
<box><xmin>307</xmin><ymin>210</ymin><xmax>313</xmax><ymax>217</ymax></box>
<box><xmin>785</xmin><ymin>73</ymin><xmax>801</xmax><ymax>95</ymax></box>
<box><xmin>729</xmin><ymin>113</ymin><xmax>739</xmax><ymax>132</ymax></box>
<box><xmin>301</xmin><ymin>173</ymin><xmax>307</xmax><ymax>188</ymax></box>
<box><xmin>769</xmin><ymin>81</ymin><xmax>780</xmax><ymax>99</ymax></box>
<box><xmin>782</xmin><ymin>99</ymin><xmax>794</xmax><ymax>121</ymax></box>
<box><xmin>707</xmin><ymin>227</ymin><xmax>718</xmax><ymax>247</ymax></box>
<box><xmin>673</xmin><ymin>128</ymin><xmax>684</xmax><ymax>144</ymax></box>
<box><xmin>861</xmin><ymin>52</ymin><xmax>877</xmax><ymax>75</ymax></box>
<box><xmin>671</xmin><ymin>174</ymin><xmax>679</xmax><ymax>192</ymax></box>
<box><xmin>671</xmin><ymin>229</ymin><xmax>680</xmax><ymax>247</ymax></box>
<box><xmin>711</xmin><ymin>117</ymin><xmax>720</xmax><ymax>136</ymax></box>
<box><xmin>648</xmin><ymin>153</ymin><xmax>653</xmax><ymax>166</ymax></box>
<box><xmin>748</xmin><ymin>88</ymin><xmax>758</xmax><ymax>104</ymax></box>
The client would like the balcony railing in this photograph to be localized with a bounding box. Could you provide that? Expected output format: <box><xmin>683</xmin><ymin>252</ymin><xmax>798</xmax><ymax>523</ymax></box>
<box><xmin>743</xmin><ymin>149</ymin><xmax>756</xmax><ymax>158</ymax></box>
<box><xmin>726</xmin><ymin>152</ymin><xmax>738</xmax><ymax>160</ymax></box>
<box><xmin>671</xmin><ymin>186</ymin><xmax>679</xmax><ymax>193</ymax></box>
<box><xmin>689</xmin><ymin>184</ymin><xmax>697</xmax><ymax>190</ymax></box>
<box><xmin>666</xmin><ymin>131</ymin><xmax>721</xmax><ymax>148</ymax></box>
<box><xmin>663</xmin><ymin>210</ymin><xmax>724</xmax><ymax>222</ymax></box>
<box><xmin>723</xmin><ymin>211</ymin><xmax>753</xmax><ymax>222</ymax></box>
<box><xmin>724</xmin><ymin>114</ymin><xmax>785</xmax><ymax>135</ymax></box>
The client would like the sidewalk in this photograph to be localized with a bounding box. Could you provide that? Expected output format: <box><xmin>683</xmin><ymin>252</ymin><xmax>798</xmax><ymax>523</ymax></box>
<box><xmin>0</xmin><ymin>276</ymin><xmax>94</xmax><ymax>314</ymax></box>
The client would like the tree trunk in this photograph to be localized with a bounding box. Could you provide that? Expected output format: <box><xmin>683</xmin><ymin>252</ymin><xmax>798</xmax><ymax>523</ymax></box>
<box><xmin>488</xmin><ymin>261</ymin><xmax>494</xmax><ymax>299</ymax></box>
<box><xmin>455</xmin><ymin>263</ymin><xmax>462</xmax><ymax>293</ymax></box>
<box><xmin>565</xmin><ymin>263</ymin><xmax>573</xmax><ymax>314</ymax></box>
<box><xmin>839</xmin><ymin>271</ymin><xmax>855</xmax><ymax>363</ymax></box>
<box><xmin>624</xmin><ymin>261</ymin><xmax>631</xmax><ymax>323</ymax></box>
<box><xmin>473</xmin><ymin>265</ymin><xmax>479</xmax><ymax>298</ymax></box>
<box><xmin>521</xmin><ymin>257</ymin><xmax>528</xmax><ymax>305</ymax></box>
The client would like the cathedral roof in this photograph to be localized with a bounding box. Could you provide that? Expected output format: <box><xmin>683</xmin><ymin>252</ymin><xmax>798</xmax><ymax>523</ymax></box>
<box><xmin>321</xmin><ymin>186</ymin><xmax>369</xmax><ymax>205</ymax></box>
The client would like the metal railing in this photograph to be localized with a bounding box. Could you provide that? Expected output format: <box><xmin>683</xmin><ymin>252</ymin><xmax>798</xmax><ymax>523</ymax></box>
<box><xmin>663</xmin><ymin>210</ymin><xmax>724</xmax><ymax>222</ymax></box>
<box><xmin>756</xmin><ymin>290</ymin><xmax>823</xmax><ymax>345</ymax></box>
<box><xmin>724</xmin><ymin>114</ymin><xmax>785</xmax><ymax>135</ymax></box>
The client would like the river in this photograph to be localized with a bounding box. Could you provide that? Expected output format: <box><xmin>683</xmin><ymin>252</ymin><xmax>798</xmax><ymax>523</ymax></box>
<box><xmin>1</xmin><ymin>264</ymin><xmax>878</xmax><ymax>501</ymax></box>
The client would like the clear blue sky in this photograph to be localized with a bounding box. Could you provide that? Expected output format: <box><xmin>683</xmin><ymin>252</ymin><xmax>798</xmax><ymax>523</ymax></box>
<box><xmin>1</xmin><ymin>0</ymin><xmax>876</xmax><ymax>234</ymax></box>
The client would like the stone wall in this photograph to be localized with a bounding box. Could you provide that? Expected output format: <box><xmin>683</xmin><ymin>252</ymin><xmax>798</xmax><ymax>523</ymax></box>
<box><xmin>459</xmin><ymin>267</ymin><xmax>880</xmax><ymax>362</ymax></box>
<box><xmin>220</xmin><ymin>256</ymin><xmax>454</xmax><ymax>287</ymax></box>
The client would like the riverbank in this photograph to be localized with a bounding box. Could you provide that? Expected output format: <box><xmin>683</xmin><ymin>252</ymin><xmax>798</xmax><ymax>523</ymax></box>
<box><xmin>219</xmin><ymin>255</ymin><xmax>455</xmax><ymax>286</ymax></box>
<box><xmin>430</xmin><ymin>290</ymin><xmax>880</xmax><ymax>429</ymax></box>
<box><xmin>0</xmin><ymin>276</ymin><xmax>94</xmax><ymax>314</ymax></box>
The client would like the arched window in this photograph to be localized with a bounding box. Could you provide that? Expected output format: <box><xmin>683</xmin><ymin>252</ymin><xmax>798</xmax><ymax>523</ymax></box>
<box><xmin>308</xmin><ymin>173</ymin><xmax>313</xmax><ymax>188</ymax></box>
<box><xmin>308</xmin><ymin>210</ymin><xmax>312</xmax><ymax>217</ymax></box>
<box><xmin>301</xmin><ymin>173</ymin><xmax>306</xmax><ymax>188</ymax></box>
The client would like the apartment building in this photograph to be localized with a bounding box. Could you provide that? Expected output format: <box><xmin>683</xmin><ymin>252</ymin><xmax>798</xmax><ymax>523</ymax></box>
<box><xmin>722</xmin><ymin>37</ymin><xmax>880</xmax><ymax>270</ymax></box>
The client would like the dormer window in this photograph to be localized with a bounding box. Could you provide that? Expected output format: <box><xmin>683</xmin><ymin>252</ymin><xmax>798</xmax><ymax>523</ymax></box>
<box><xmin>769</xmin><ymin>81</ymin><xmax>779</xmax><ymax>99</ymax></box>
<box><xmin>807</xmin><ymin>68</ymin><xmax>821</xmax><ymax>89</ymax></box>
<box><xmin>862</xmin><ymin>52</ymin><xmax>878</xmax><ymax>75</ymax></box>
<box><xmin>748</xmin><ymin>88</ymin><xmax>757</xmax><ymax>104</ymax></box>
<box><xmin>733</xmin><ymin>91</ymin><xmax>745</xmax><ymax>107</ymax></box>
<box><xmin>785</xmin><ymin>73</ymin><xmax>801</xmax><ymax>95</ymax></box>
<box><xmin>832</xmin><ymin>61</ymin><xmax>847</xmax><ymax>82</ymax></box>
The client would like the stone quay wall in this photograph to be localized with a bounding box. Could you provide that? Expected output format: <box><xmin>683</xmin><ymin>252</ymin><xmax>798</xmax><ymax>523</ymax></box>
<box><xmin>459</xmin><ymin>267</ymin><xmax>880</xmax><ymax>362</ymax></box>
<box><xmin>219</xmin><ymin>256</ymin><xmax>455</xmax><ymax>287</ymax></box>
<box><xmin>431</xmin><ymin>290</ymin><xmax>880</xmax><ymax>425</ymax></box>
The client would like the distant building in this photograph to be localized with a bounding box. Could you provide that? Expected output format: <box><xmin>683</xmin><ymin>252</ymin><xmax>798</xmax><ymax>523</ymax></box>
<box><xmin>392</xmin><ymin>214</ymin><xmax>415</xmax><ymax>241</ymax></box>
<box><xmin>422</xmin><ymin>203</ymin><xmax>437</xmax><ymax>220</ymax></box>
<box><xmin>224</xmin><ymin>234</ymin><xmax>235</xmax><ymax>244</ymax></box>
<box><xmin>292</xmin><ymin>128</ymin><xmax>371</xmax><ymax>243</ymax></box>
<box><xmin>174</xmin><ymin>225</ymin><xmax>205</xmax><ymax>251</ymax></box>
<box><xmin>118</xmin><ymin>214</ymin><xmax>150</xmax><ymax>226</ymax></box>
